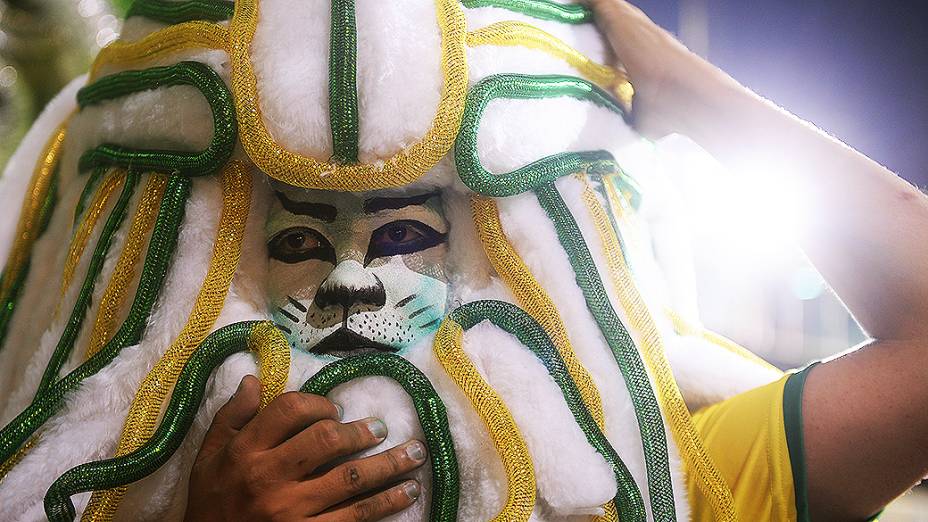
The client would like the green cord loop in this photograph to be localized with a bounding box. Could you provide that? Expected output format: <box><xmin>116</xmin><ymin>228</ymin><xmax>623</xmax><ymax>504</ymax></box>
<box><xmin>0</xmin><ymin>175</ymin><xmax>190</xmax><ymax>474</ymax></box>
<box><xmin>125</xmin><ymin>0</ymin><xmax>234</xmax><ymax>23</ymax></box>
<box><xmin>460</xmin><ymin>0</ymin><xmax>593</xmax><ymax>24</ymax></box>
<box><xmin>301</xmin><ymin>353</ymin><xmax>459</xmax><ymax>522</ymax></box>
<box><xmin>44</xmin><ymin>321</ymin><xmax>264</xmax><ymax>522</ymax></box>
<box><xmin>455</xmin><ymin>74</ymin><xmax>627</xmax><ymax>197</ymax></box>
<box><xmin>535</xmin><ymin>182</ymin><xmax>677</xmax><ymax>520</ymax></box>
<box><xmin>77</xmin><ymin>61</ymin><xmax>237</xmax><ymax>177</ymax></box>
<box><xmin>449</xmin><ymin>300</ymin><xmax>646</xmax><ymax>521</ymax></box>
<box><xmin>35</xmin><ymin>171</ymin><xmax>141</xmax><ymax>397</ymax></box>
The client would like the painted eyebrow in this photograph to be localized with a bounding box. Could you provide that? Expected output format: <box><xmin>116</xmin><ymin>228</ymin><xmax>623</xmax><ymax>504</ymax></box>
<box><xmin>275</xmin><ymin>191</ymin><xmax>337</xmax><ymax>223</ymax></box>
<box><xmin>363</xmin><ymin>192</ymin><xmax>439</xmax><ymax>214</ymax></box>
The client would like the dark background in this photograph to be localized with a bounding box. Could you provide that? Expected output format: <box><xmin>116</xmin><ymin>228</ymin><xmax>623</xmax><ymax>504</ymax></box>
<box><xmin>632</xmin><ymin>0</ymin><xmax>928</xmax><ymax>187</ymax></box>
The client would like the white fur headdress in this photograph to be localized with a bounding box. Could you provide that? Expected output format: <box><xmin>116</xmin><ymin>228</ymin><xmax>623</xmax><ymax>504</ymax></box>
<box><xmin>0</xmin><ymin>1</ymin><xmax>781</xmax><ymax>520</ymax></box>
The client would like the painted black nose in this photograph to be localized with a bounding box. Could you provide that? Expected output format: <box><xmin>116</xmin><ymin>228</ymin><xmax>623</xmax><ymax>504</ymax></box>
<box><xmin>314</xmin><ymin>274</ymin><xmax>386</xmax><ymax>311</ymax></box>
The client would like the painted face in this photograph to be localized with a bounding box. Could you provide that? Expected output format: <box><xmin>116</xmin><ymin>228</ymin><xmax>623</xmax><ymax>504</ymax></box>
<box><xmin>266</xmin><ymin>184</ymin><xmax>449</xmax><ymax>358</ymax></box>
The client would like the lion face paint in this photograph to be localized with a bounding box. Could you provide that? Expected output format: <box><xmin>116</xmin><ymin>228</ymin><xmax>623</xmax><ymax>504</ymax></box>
<box><xmin>266</xmin><ymin>184</ymin><xmax>449</xmax><ymax>358</ymax></box>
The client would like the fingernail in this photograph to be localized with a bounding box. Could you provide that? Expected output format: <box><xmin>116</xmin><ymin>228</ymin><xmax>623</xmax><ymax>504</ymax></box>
<box><xmin>366</xmin><ymin>418</ymin><xmax>387</xmax><ymax>439</ymax></box>
<box><xmin>233</xmin><ymin>376</ymin><xmax>248</xmax><ymax>396</ymax></box>
<box><xmin>404</xmin><ymin>441</ymin><xmax>427</xmax><ymax>463</ymax></box>
<box><xmin>334</xmin><ymin>403</ymin><xmax>344</xmax><ymax>420</ymax></box>
<box><xmin>402</xmin><ymin>481</ymin><xmax>420</xmax><ymax>501</ymax></box>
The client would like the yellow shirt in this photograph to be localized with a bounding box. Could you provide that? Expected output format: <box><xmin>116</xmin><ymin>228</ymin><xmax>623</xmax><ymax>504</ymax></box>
<box><xmin>688</xmin><ymin>368</ymin><xmax>813</xmax><ymax>521</ymax></box>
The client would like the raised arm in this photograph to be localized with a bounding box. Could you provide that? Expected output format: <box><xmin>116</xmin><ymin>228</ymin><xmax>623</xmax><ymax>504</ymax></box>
<box><xmin>588</xmin><ymin>1</ymin><xmax>928</xmax><ymax>519</ymax></box>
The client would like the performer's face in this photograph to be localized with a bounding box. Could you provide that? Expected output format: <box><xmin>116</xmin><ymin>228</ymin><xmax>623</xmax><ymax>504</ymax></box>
<box><xmin>266</xmin><ymin>185</ymin><xmax>449</xmax><ymax>357</ymax></box>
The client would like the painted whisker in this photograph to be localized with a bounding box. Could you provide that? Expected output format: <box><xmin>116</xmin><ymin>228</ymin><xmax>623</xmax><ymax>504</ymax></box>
<box><xmin>287</xmin><ymin>295</ymin><xmax>307</xmax><ymax>313</ymax></box>
<box><xmin>409</xmin><ymin>305</ymin><xmax>432</xmax><ymax>319</ymax></box>
<box><xmin>396</xmin><ymin>293</ymin><xmax>417</xmax><ymax>308</ymax></box>
<box><xmin>277</xmin><ymin>307</ymin><xmax>300</xmax><ymax>324</ymax></box>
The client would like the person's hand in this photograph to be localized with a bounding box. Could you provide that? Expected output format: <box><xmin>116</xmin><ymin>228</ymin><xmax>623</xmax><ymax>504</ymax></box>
<box><xmin>184</xmin><ymin>375</ymin><xmax>427</xmax><ymax>522</ymax></box>
<box><xmin>585</xmin><ymin>0</ymin><xmax>743</xmax><ymax>138</ymax></box>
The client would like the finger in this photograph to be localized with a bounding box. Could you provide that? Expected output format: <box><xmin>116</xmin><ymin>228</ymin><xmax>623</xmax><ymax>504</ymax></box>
<box><xmin>273</xmin><ymin>417</ymin><xmax>389</xmax><ymax>478</ymax></box>
<box><xmin>313</xmin><ymin>480</ymin><xmax>421</xmax><ymax>522</ymax></box>
<box><xmin>302</xmin><ymin>440</ymin><xmax>426</xmax><ymax>511</ymax></box>
<box><xmin>235</xmin><ymin>391</ymin><xmax>341</xmax><ymax>450</ymax></box>
<box><xmin>197</xmin><ymin>375</ymin><xmax>261</xmax><ymax>457</ymax></box>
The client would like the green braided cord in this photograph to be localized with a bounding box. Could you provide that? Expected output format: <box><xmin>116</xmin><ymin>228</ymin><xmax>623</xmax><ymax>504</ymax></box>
<box><xmin>0</xmin><ymin>267</ymin><xmax>29</xmax><ymax>352</ymax></box>
<box><xmin>301</xmin><ymin>354</ymin><xmax>459</xmax><ymax>522</ymax></box>
<box><xmin>455</xmin><ymin>74</ymin><xmax>627</xmax><ymax>197</ymax></box>
<box><xmin>329</xmin><ymin>0</ymin><xmax>360</xmax><ymax>164</ymax></box>
<box><xmin>460</xmin><ymin>0</ymin><xmax>593</xmax><ymax>24</ymax></box>
<box><xmin>535</xmin><ymin>182</ymin><xmax>676</xmax><ymax>520</ymax></box>
<box><xmin>74</xmin><ymin>166</ymin><xmax>107</xmax><ymax>225</ymax></box>
<box><xmin>0</xmin><ymin>175</ymin><xmax>190</xmax><ymax>470</ymax></box>
<box><xmin>77</xmin><ymin>62</ymin><xmax>237</xmax><ymax>177</ymax></box>
<box><xmin>35</xmin><ymin>171</ymin><xmax>141</xmax><ymax>397</ymax></box>
<box><xmin>0</xmin><ymin>168</ymin><xmax>59</xmax><ymax>350</ymax></box>
<box><xmin>44</xmin><ymin>321</ymin><xmax>263</xmax><ymax>522</ymax></box>
<box><xmin>0</xmin><ymin>165</ymin><xmax>59</xmax><ymax>349</ymax></box>
<box><xmin>126</xmin><ymin>0</ymin><xmax>234</xmax><ymax>23</ymax></box>
<box><xmin>448</xmin><ymin>300</ymin><xmax>646</xmax><ymax>522</ymax></box>
<box><xmin>453</xmin><ymin>72</ymin><xmax>673</xmax><ymax>515</ymax></box>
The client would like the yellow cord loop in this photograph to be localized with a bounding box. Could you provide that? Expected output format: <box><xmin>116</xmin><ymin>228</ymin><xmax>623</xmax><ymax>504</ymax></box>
<box><xmin>471</xmin><ymin>196</ymin><xmax>606</xmax><ymax>429</ymax></box>
<box><xmin>89</xmin><ymin>21</ymin><xmax>230</xmax><ymax>80</ymax></box>
<box><xmin>466</xmin><ymin>20</ymin><xmax>633</xmax><ymax>113</ymax></box>
<box><xmin>579</xmin><ymin>176</ymin><xmax>738</xmax><ymax>521</ymax></box>
<box><xmin>228</xmin><ymin>0</ymin><xmax>468</xmax><ymax>190</ymax></box>
<box><xmin>59</xmin><ymin>170</ymin><xmax>127</xmax><ymax>299</ymax></box>
<box><xmin>84</xmin><ymin>174</ymin><xmax>168</xmax><ymax>359</ymax></box>
<box><xmin>467</xmin><ymin>21</ymin><xmax>617</xmax><ymax>86</ymax></box>
<box><xmin>82</xmin><ymin>161</ymin><xmax>254</xmax><ymax>520</ymax></box>
<box><xmin>0</xmin><ymin>436</ymin><xmax>37</xmax><ymax>484</ymax></box>
<box><xmin>248</xmin><ymin>322</ymin><xmax>292</xmax><ymax>410</ymax></box>
<box><xmin>433</xmin><ymin>318</ymin><xmax>536</xmax><ymax>521</ymax></box>
<box><xmin>471</xmin><ymin>196</ymin><xmax>618</xmax><ymax>521</ymax></box>
<box><xmin>0</xmin><ymin>122</ymin><xmax>67</xmax><ymax>303</ymax></box>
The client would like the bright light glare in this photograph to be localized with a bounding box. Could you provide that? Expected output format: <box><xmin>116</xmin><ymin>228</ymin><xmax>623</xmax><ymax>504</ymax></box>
<box><xmin>653</xmin><ymin>135</ymin><xmax>808</xmax><ymax>272</ymax></box>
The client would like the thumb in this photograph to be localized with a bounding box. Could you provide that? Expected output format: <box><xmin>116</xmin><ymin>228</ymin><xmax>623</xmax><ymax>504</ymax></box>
<box><xmin>198</xmin><ymin>375</ymin><xmax>261</xmax><ymax>456</ymax></box>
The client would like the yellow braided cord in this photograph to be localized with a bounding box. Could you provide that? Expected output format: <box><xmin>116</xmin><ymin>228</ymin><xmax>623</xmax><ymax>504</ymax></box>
<box><xmin>579</xmin><ymin>177</ymin><xmax>738</xmax><ymax>521</ymax></box>
<box><xmin>471</xmin><ymin>196</ymin><xmax>617</xmax><ymax>522</ymax></box>
<box><xmin>248</xmin><ymin>322</ymin><xmax>291</xmax><ymax>410</ymax></box>
<box><xmin>89</xmin><ymin>21</ymin><xmax>229</xmax><ymax>80</ymax></box>
<box><xmin>471</xmin><ymin>196</ymin><xmax>606</xmax><ymax>429</ymax></box>
<box><xmin>601</xmin><ymin>173</ymin><xmax>634</xmax><ymax>224</ymax></box>
<box><xmin>665</xmin><ymin>308</ymin><xmax>782</xmax><ymax>374</ymax></box>
<box><xmin>0</xmin><ymin>123</ymin><xmax>67</xmax><ymax>301</ymax></box>
<box><xmin>433</xmin><ymin>318</ymin><xmax>536</xmax><ymax>521</ymax></box>
<box><xmin>0</xmin><ymin>436</ymin><xmax>37</xmax><ymax>483</ymax></box>
<box><xmin>84</xmin><ymin>174</ymin><xmax>168</xmax><ymax>359</ymax></box>
<box><xmin>463</xmin><ymin>20</ymin><xmax>634</xmax><ymax>113</ymax></box>
<box><xmin>228</xmin><ymin>0</ymin><xmax>468</xmax><ymax>190</ymax></box>
<box><xmin>82</xmin><ymin>162</ymin><xmax>251</xmax><ymax>520</ymax></box>
<box><xmin>466</xmin><ymin>21</ymin><xmax>619</xmax><ymax>90</ymax></box>
<box><xmin>60</xmin><ymin>171</ymin><xmax>127</xmax><ymax>299</ymax></box>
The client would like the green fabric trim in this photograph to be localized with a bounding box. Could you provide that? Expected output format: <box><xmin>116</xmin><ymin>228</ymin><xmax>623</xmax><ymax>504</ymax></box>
<box><xmin>328</xmin><ymin>0</ymin><xmax>360</xmax><ymax>164</ymax></box>
<box><xmin>784</xmin><ymin>363</ymin><xmax>884</xmax><ymax>522</ymax></box>
<box><xmin>783</xmin><ymin>363</ymin><xmax>815</xmax><ymax>522</ymax></box>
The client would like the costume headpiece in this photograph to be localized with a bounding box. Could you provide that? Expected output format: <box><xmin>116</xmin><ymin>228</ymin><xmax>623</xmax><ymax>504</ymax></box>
<box><xmin>0</xmin><ymin>1</ymin><xmax>781</xmax><ymax>520</ymax></box>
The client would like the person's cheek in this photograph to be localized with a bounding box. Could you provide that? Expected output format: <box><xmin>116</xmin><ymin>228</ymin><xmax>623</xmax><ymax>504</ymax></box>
<box><xmin>268</xmin><ymin>260</ymin><xmax>328</xmax><ymax>308</ymax></box>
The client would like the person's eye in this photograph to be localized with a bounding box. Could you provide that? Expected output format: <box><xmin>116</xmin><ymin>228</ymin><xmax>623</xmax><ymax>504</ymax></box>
<box><xmin>268</xmin><ymin>227</ymin><xmax>336</xmax><ymax>264</ymax></box>
<box><xmin>366</xmin><ymin>220</ymin><xmax>447</xmax><ymax>263</ymax></box>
